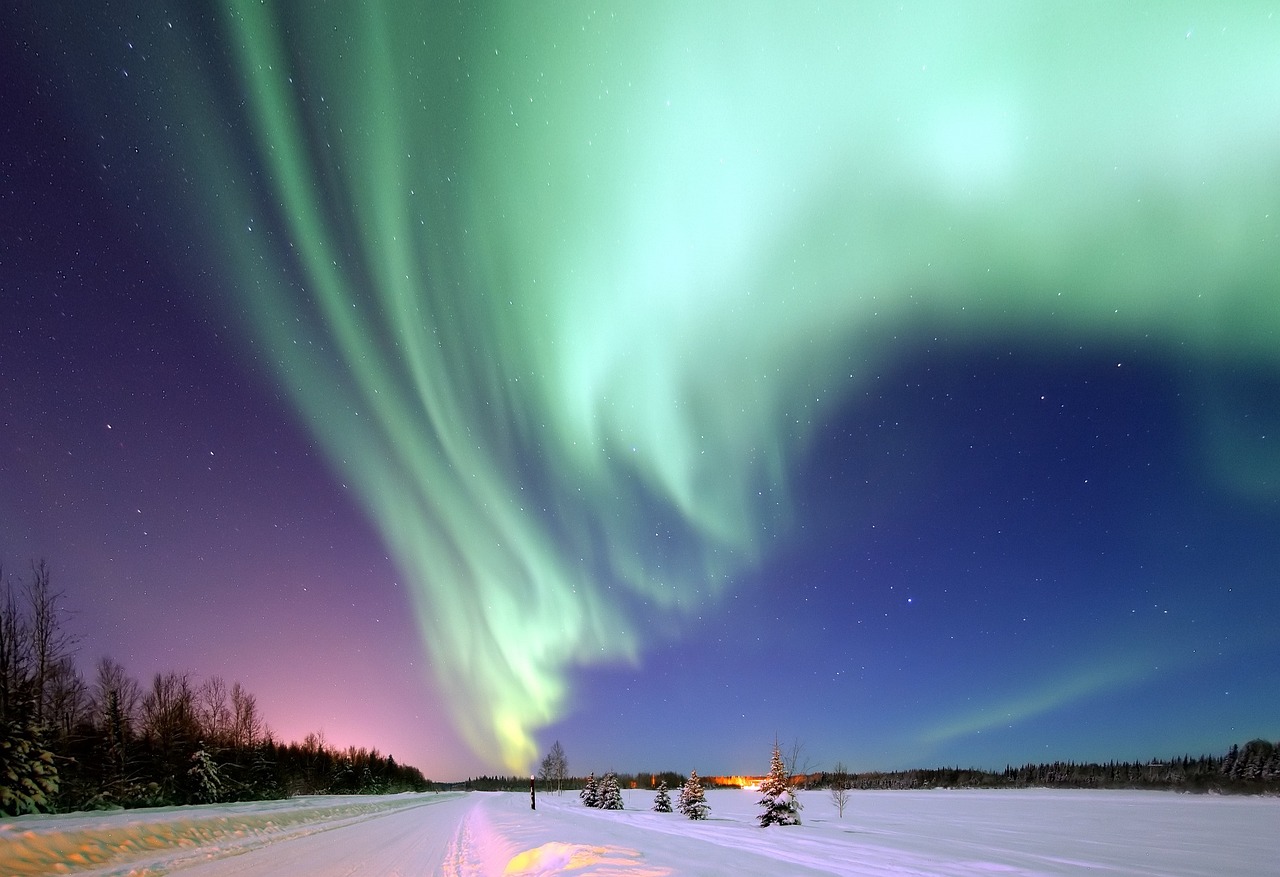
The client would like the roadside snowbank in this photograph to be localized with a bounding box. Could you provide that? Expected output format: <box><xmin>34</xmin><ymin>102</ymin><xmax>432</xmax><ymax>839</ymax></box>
<box><xmin>0</xmin><ymin>793</ymin><xmax>446</xmax><ymax>876</ymax></box>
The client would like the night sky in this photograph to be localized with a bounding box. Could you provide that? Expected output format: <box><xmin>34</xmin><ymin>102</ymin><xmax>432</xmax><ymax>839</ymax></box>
<box><xmin>3</xmin><ymin>2</ymin><xmax>1278</xmax><ymax>780</ymax></box>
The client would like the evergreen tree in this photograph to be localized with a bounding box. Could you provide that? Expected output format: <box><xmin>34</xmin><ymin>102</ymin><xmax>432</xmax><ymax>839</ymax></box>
<box><xmin>188</xmin><ymin>745</ymin><xmax>224</xmax><ymax>803</ymax></box>
<box><xmin>0</xmin><ymin>717</ymin><xmax>59</xmax><ymax>816</ymax></box>
<box><xmin>246</xmin><ymin>740</ymin><xmax>282</xmax><ymax>800</ymax></box>
<box><xmin>1240</xmin><ymin>739</ymin><xmax>1273</xmax><ymax>783</ymax></box>
<box><xmin>758</xmin><ymin>739</ymin><xmax>802</xmax><ymax>826</ymax></box>
<box><xmin>652</xmin><ymin>780</ymin><xmax>673</xmax><ymax>812</ymax></box>
<box><xmin>677</xmin><ymin>769</ymin><xmax>709</xmax><ymax>820</ymax></box>
<box><xmin>1222</xmin><ymin>743</ymin><xmax>1240</xmax><ymax>779</ymax></box>
<box><xmin>579</xmin><ymin>771</ymin><xmax>599</xmax><ymax>807</ymax></box>
<box><xmin>599</xmin><ymin>772</ymin><xmax>624</xmax><ymax>809</ymax></box>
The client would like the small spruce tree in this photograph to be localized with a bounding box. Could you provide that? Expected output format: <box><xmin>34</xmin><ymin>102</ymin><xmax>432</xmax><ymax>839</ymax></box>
<box><xmin>677</xmin><ymin>770</ymin><xmax>710</xmax><ymax>820</ymax></box>
<box><xmin>579</xmin><ymin>772</ymin><xmax>599</xmax><ymax>808</ymax></box>
<box><xmin>189</xmin><ymin>745</ymin><xmax>224</xmax><ymax>804</ymax></box>
<box><xmin>652</xmin><ymin>779</ymin><xmax>673</xmax><ymax>812</ymax></box>
<box><xmin>758</xmin><ymin>739</ymin><xmax>802</xmax><ymax>826</ymax></box>
<box><xmin>599</xmin><ymin>772</ymin><xmax>624</xmax><ymax>810</ymax></box>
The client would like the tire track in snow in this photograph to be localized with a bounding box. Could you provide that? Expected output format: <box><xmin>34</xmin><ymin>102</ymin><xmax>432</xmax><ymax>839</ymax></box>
<box><xmin>441</xmin><ymin>807</ymin><xmax>483</xmax><ymax>877</ymax></box>
<box><xmin>439</xmin><ymin>800</ymin><xmax>519</xmax><ymax>877</ymax></box>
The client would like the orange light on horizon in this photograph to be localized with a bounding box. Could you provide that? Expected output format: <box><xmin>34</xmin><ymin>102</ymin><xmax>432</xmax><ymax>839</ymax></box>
<box><xmin>706</xmin><ymin>775</ymin><xmax>761</xmax><ymax>790</ymax></box>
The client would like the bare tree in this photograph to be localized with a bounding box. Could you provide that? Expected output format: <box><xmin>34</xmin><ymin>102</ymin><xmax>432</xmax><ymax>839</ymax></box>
<box><xmin>27</xmin><ymin>560</ymin><xmax>76</xmax><ymax>725</ymax></box>
<box><xmin>538</xmin><ymin>740</ymin><xmax>568</xmax><ymax>793</ymax></box>
<box><xmin>302</xmin><ymin>728</ymin><xmax>328</xmax><ymax>754</ymax></box>
<box><xmin>141</xmin><ymin>671</ymin><xmax>198</xmax><ymax>757</ymax></box>
<box><xmin>829</xmin><ymin>761</ymin><xmax>852</xmax><ymax>818</ymax></box>
<box><xmin>785</xmin><ymin>737</ymin><xmax>817</xmax><ymax>789</ymax></box>
<box><xmin>0</xmin><ymin>561</ymin><xmax>77</xmax><ymax>727</ymax></box>
<box><xmin>93</xmin><ymin>657</ymin><xmax>141</xmax><ymax>781</ymax></box>
<box><xmin>0</xmin><ymin>565</ymin><xmax>30</xmax><ymax>723</ymax></box>
<box><xmin>230</xmin><ymin>682</ymin><xmax>264</xmax><ymax>748</ymax></box>
<box><xmin>45</xmin><ymin>657</ymin><xmax>89</xmax><ymax>741</ymax></box>
<box><xmin>92</xmin><ymin>657</ymin><xmax>141</xmax><ymax>736</ymax></box>
<box><xmin>553</xmin><ymin>740</ymin><xmax>568</xmax><ymax>793</ymax></box>
<box><xmin>197</xmin><ymin>676</ymin><xmax>232</xmax><ymax>746</ymax></box>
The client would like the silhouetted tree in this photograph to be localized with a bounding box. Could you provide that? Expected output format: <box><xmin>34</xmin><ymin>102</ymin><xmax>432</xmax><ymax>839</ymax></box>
<box><xmin>27</xmin><ymin>562</ymin><xmax>75</xmax><ymax>726</ymax></box>
<box><xmin>230</xmin><ymin>682</ymin><xmax>264</xmax><ymax>749</ymax></box>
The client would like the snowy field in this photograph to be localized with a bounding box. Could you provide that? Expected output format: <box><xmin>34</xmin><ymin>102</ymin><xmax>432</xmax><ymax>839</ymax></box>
<box><xmin>2</xmin><ymin>788</ymin><xmax>1276</xmax><ymax>876</ymax></box>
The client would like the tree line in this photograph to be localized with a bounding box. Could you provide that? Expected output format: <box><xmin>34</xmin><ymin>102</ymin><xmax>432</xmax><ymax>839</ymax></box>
<box><xmin>805</xmin><ymin>741</ymin><xmax>1280</xmax><ymax>793</ymax></box>
<box><xmin>459</xmin><ymin>769</ymin><xmax>688</xmax><ymax>793</ymax></box>
<box><xmin>473</xmin><ymin>740</ymin><xmax>1280</xmax><ymax>799</ymax></box>
<box><xmin>1</xmin><ymin>560</ymin><xmax>428</xmax><ymax>816</ymax></box>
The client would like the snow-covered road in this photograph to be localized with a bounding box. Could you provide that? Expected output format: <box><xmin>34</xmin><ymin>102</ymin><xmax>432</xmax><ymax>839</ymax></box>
<box><xmin>2</xmin><ymin>788</ymin><xmax>1276</xmax><ymax>876</ymax></box>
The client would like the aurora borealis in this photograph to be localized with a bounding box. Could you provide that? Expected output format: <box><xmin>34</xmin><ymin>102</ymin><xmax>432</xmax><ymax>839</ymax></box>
<box><xmin>3</xmin><ymin>1</ymin><xmax>1278</xmax><ymax>778</ymax></box>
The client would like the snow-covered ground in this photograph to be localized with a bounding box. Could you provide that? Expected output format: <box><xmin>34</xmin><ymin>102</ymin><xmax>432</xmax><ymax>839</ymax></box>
<box><xmin>2</xmin><ymin>787</ymin><xmax>1276</xmax><ymax>876</ymax></box>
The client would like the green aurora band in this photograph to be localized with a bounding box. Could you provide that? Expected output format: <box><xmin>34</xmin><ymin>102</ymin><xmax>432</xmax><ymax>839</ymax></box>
<box><xmin>100</xmin><ymin>2</ymin><xmax>1279</xmax><ymax>769</ymax></box>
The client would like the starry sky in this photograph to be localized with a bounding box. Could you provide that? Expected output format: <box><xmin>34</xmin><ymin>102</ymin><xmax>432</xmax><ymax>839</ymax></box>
<box><xmin>3</xmin><ymin>1</ymin><xmax>1278</xmax><ymax>780</ymax></box>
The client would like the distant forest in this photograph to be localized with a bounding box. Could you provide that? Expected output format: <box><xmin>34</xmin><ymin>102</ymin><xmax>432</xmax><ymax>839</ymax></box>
<box><xmin>803</xmin><ymin>740</ymin><xmax>1280</xmax><ymax>793</ymax></box>
<box><xmin>2</xmin><ymin>562</ymin><xmax>1275</xmax><ymax>818</ymax></box>
<box><xmin>456</xmin><ymin>741</ymin><xmax>1280</xmax><ymax>797</ymax></box>
<box><xmin>1</xmin><ymin>561</ymin><xmax>428</xmax><ymax>817</ymax></box>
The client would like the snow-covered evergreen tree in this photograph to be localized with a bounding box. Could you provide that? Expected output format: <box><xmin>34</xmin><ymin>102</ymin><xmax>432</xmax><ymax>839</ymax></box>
<box><xmin>579</xmin><ymin>771</ymin><xmax>599</xmax><ymax>807</ymax></box>
<box><xmin>1221</xmin><ymin>743</ymin><xmax>1239</xmax><ymax>779</ymax></box>
<box><xmin>758</xmin><ymin>740</ymin><xmax>802</xmax><ymax>826</ymax></box>
<box><xmin>677</xmin><ymin>770</ymin><xmax>709</xmax><ymax>820</ymax></box>
<box><xmin>598</xmin><ymin>772</ymin><xmax>624</xmax><ymax>809</ymax></box>
<box><xmin>652</xmin><ymin>780</ymin><xmax>673</xmax><ymax>812</ymax></box>
<box><xmin>189</xmin><ymin>745</ymin><xmax>224</xmax><ymax>803</ymax></box>
<box><xmin>0</xmin><ymin>719</ymin><xmax>60</xmax><ymax>816</ymax></box>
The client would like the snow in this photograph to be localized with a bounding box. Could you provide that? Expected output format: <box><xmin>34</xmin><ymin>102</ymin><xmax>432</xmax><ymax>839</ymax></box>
<box><xmin>1</xmin><ymin>788</ymin><xmax>1276</xmax><ymax>876</ymax></box>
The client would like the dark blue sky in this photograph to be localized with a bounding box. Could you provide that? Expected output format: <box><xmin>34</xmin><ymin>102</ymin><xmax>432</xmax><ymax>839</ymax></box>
<box><xmin>552</xmin><ymin>344</ymin><xmax>1279</xmax><ymax>774</ymax></box>
<box><xmin>3</xmin><ymin>3</ymin><xmax>1277</xmax><ymax>779</ymax></box>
